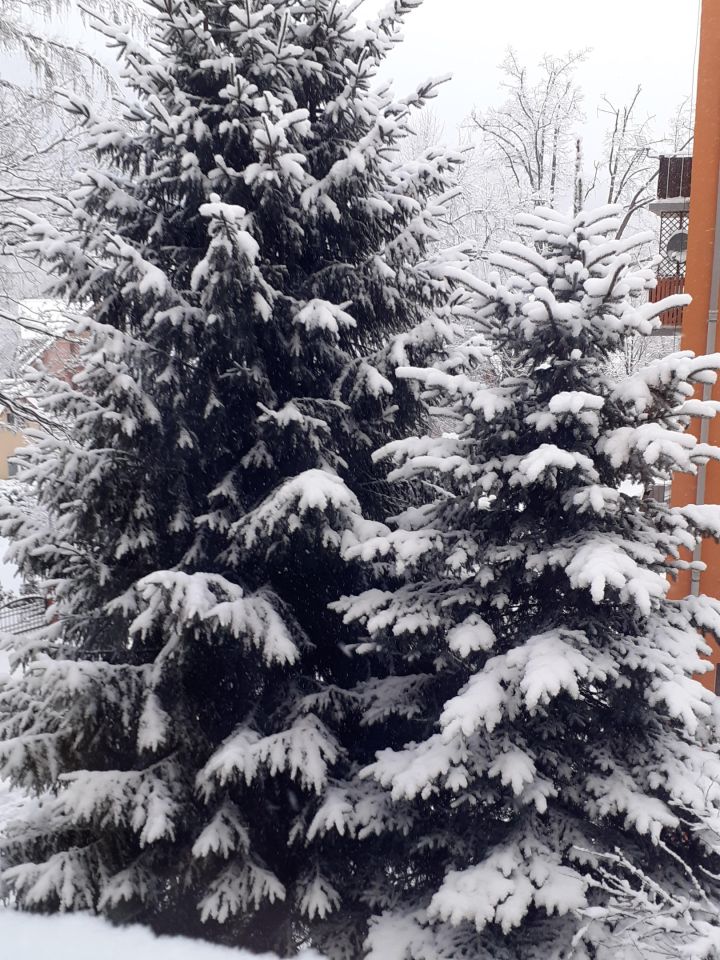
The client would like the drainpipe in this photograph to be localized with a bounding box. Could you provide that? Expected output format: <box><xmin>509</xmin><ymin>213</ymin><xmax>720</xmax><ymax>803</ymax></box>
<box><xmin>691</xmin><ymin>160</ymin><xmax>720</xmax><ymax>595</ymax></box>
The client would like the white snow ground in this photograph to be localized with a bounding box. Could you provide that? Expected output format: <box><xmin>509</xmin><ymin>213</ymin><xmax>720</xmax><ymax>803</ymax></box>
<box><xmin>0</xmin><ymin>777</ymin><xmax>24</xmax><ymax>824</ymax></box>
<box><xmin>0</xmin><ymin>911</ymin><xmax>327</xmax><ymax>960</ymax></box>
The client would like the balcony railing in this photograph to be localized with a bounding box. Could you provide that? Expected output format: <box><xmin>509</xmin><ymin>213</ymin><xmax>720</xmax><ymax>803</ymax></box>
<box><xmin>649</xmin><ymin>276</ymin><xmax>685</xmax><ymax>327</ymax></box>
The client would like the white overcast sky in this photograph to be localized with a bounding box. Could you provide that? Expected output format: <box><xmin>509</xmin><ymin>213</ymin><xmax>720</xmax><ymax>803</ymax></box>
<box><xmin>363</xmin><ymin>0</ymin><xmax>701</xmax><ymax>146</ymax></box>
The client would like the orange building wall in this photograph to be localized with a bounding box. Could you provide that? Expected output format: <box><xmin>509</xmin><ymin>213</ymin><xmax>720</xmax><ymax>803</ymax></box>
<box><xmin>0</xmin><ymin>337</ymin><xmax>82</xmax><ymax>482</ymax></box>
<box><xmin>0</xmin><ymin>421</ymin><xmax>26</xmax><ymax>480</ymax></box>
<box><xmin>671</xmin><ymin>0</ymin><xmax>720</xmax><ymax>690</ymax></box>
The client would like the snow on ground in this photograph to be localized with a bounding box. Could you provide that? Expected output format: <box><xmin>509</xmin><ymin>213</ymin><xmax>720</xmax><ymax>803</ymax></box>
<box><xmin>0</xmin><ymin>777</ymin><xmax>25</xmax><ymax>824</ymax></box>
<box><xmin>0</xmin><ymin>910</ymin><xmax>327</xmax><ymax>960</ymax></box>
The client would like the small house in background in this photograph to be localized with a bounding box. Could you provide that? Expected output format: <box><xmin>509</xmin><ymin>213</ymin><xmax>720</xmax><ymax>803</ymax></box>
<box><xmin>0</xmin><ymin>300</ymin><xmax>82</xmax><ymax>479</ymax></box>
<box><xmin>649</xmin><ymin>154</ymin><xmax>692</xmax><ymax>328</ymax></box>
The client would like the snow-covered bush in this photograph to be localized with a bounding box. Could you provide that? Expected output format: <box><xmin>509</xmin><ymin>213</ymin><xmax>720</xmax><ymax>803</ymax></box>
<box><xmin>333</xmin><ymin>206</ymin><xmax>720</xmax><ymax>959</ymax></box>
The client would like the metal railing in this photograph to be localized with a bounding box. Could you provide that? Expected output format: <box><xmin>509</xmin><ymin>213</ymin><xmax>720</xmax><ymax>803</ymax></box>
<box><xmin>0</xmin><ymin>595</ymin><xmax>47</xmax><ymax>635</ymax></box>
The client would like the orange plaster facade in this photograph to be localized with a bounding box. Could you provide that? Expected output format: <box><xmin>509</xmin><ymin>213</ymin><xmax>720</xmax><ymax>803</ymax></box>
<box><xmin>670</xmin><ymin>0</ymin><xmax>720</xmax><ymax>689</ymax></box>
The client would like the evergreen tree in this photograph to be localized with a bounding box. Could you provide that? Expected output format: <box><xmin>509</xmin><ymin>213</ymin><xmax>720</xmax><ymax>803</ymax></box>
<box><xmin>0</xmin><ymin>1</ymin><xmax>462</xmax><ymax>954</ymax></box>
<box><xmin>334</xmin><ymin>206</ymin><xmax>720</xmax><ymax>959</ymax></box>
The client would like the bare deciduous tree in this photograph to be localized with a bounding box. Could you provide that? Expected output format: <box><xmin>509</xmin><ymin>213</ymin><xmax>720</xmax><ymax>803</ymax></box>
<box><xmin>587</xmin><ymin>89</ymin><xmax>693</xmax><ymax>239</ymax></box>
<box><xmin>594</xmin><ymin>87</ymin><xmax>657</xmax><ymax>205</ymax></box>
<box><xmin>465</xmin><ymin>52</ymin><xmax>694</xmax><ymax>252</ymax></box>
<box><xmin>0</xmin><ymin>0</ymin><xmax>147</xmax><ymax>346</ymax></box>
<box><xmin>403</xmin><ymin>108</ymin><xmax>524</xmax><ymax>266</ymax></box>
<box><xmin>469</xmin><ymin>48</ymin><xmax>587</xmax><ymax>207</ymax></box>
<box><xmin>0</xmin><ymin>0</ymin><xmax>148</xmax><ymax>94</ymax></box>
<box><xmin>0</xmin><ymin>87</ymin><xmax>81</xmax><ymax>305</ymax></box>
<box><xmin>667</xmin><ymin>95</ymin><xmax>695</xmax><ymax>153</ymax></box>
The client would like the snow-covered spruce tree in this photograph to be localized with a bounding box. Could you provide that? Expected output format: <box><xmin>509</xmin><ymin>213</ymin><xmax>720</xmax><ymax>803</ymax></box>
<box><xmin>0</xmin><ymin>1</ymin><xmax>463</xmax><ymax>953</ymax></box>
<box><xmin>333</xmin><ymin>206</ymin><xmax>720</xmax><ymax>959</ymax></box>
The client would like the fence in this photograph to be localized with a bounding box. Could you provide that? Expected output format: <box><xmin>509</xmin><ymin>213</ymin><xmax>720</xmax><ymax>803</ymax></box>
<box><xmin>0</xmin><ymin>595</ymin><xmax>47</xmax><ymax>635</ymax></box>
<box><xmin>649</xmin><ymin>276</ymin><xmax>686</xmax><ymax>327</ymax></box>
